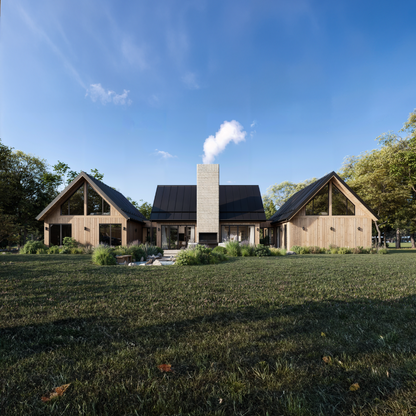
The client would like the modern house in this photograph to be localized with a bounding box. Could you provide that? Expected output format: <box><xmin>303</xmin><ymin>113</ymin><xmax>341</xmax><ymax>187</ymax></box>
<box><xmin>146</xmin><ymin>164</ymin><xmax>267</xmax><ymax>249</ymax></box>
<box><xmin>37</xmin><ymin>167</ymin><xmax>378</xmax><ymax>250</ymax></box>
<box><xmin>267</xmin><ymin>171</ymin><xmax>378</xmax><ymax>249</ymax></box>
<box><xmin>36</xmin><ymin>172</ymin><xmax>147</xmax><ymax>247</ymax></box>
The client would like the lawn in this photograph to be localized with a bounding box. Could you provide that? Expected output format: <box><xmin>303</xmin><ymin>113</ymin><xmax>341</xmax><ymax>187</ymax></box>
<box><xmin>1</xmin><ymin>252</ymin><xmax>416</xmax><ymax>415</ymax></box>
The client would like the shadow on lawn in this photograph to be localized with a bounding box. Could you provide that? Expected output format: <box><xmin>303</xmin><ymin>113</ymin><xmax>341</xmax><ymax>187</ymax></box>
<box><xmin>2</xmin><ymin>295</ymin><xmax>416</xmax><ymax>415</ymax></box>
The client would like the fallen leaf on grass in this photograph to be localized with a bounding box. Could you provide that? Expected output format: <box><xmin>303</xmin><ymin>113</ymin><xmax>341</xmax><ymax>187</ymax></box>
<box><xmin>158</xmin><ymin>364</ymin><xmax>172</xmax><ymax>372</ymax></box>
<box><xmin>322</xmin><ymin>356</ymin><xmax>332</xmax><ymax>364</ymax></box>
<box><xmin>41</xmin><ymin>384</ymin><xmax>71</xmax><ymax>402</ymax></box>
<box><xmin>219</xmin><ymin>398</ymin><xmax>223</xmax><ymax>404</ymax></box>
<box><xmin>349</xmin><ymin>383</ymin><xmax>360</xmax><ymax>391</ymax></box>
<box><xmin>321</xmin><ymin>332</ymin><xmax>326</xmax><ymax>337</ymax></box>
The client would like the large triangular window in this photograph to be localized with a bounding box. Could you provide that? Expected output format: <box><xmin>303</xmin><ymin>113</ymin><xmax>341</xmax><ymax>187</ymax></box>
<box><xmin>305</xmin><ymin>184</ymin><xmax>329</xmax><ymax>215</ymax></box>
<box><xmin>61</xmin><ymin>184</ymin><xmax>84</xmax><ymax>215</ymax></box>
<box><xmin>332</xmin><ymin>185</ymin><xmax>355</xmax><ymax>215</ymax></box>
<box><xmin>87</xmin><ymin>184</ymin><xmax>110</xmax><ymax>215</ymax></box>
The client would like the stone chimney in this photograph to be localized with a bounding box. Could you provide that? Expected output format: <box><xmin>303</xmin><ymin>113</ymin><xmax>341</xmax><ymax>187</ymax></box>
<box><xmin>197</xmin><ymin>164</ymin><xmax>219</xmax><ymax>243</ymax></box>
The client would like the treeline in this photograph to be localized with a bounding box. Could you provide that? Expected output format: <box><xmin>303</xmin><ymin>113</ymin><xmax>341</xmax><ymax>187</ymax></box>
<box><xmin>263</xmin><ymin>109</ymin><xmax>416</xmax><ymax>247</ymax></box>
<box><xmin>0</xmin><ymin>141</ymin><xmax>151</xmax><ymax>247</ymax></box>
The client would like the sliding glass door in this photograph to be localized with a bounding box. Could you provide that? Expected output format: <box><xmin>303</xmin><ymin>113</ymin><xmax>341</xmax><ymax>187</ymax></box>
<box><xmin>161</xmin><ymin>225</ymin><xmax>195</xmax><ymax>249</ymax></box>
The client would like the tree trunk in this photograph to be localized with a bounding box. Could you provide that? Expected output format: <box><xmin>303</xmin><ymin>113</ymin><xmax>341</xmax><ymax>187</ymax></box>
<box><xmin>374</xmin><ymin>221</ymin><xmax>381</xmax><ymax>247</ymax></box>
<box><xmin>396</xmin><ymin>228</ymin><xmax>401</xmax><ymax>248</ymax></box>
<box><xmin>411</xmin><ymin>233</ymin><xmax>416</xmax><ymax>249</ymax></box>
<box><xmin>383</xmin><ymin>232</ymin><xmax>387</xmax><ymax>249</ymax></box>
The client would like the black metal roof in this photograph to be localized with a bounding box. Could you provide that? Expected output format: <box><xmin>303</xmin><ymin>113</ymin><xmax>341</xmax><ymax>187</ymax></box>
<box><xmin>269</xmin><ymin>171</ymin><xmax>379</xmax><ymax>224</ymax></box>
<box><xmin>36</xmin><ymin>172</ymin><xmax>147</xmax><ymax>223</ymax></box>
<box><xmin>150</xmin><ymin>185</ymin><xmax>266</xmax><ymax>221</ymax></box>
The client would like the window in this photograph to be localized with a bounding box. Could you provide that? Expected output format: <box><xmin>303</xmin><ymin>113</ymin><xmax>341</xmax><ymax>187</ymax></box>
<box><xmin>99</xmin><ymin>224</ymin><xmax>122</xmax><ymax>246</ymax></box>
<box><xmin>221</xmin><ymin>225</ymin><xmax>255</xmax><ymax>245</ymax></box>
<box><xmin>49</xmin><ymin>224</ymin><xmax>72</xmax><ymax>246</ymax></box>
<box><xmin>332</xmin><ymin>185</ymin><xmax>355</xmax><ymax>215</ymax></box>
<box><xmin>61</xmin><ymin>184</ymin><xmax>84</xmax><ymax>215</ymax></box>
<box><xmin>305</xmin><ymin>184</ymin><xmax>329</xmax><ymax>215</ymax></box>
<box><xmin>260</xmin><ymin>228</ymin><xmax>274</xmax><ymax>245</ymax></box>
<box><xmin>87</xmin><ymin>184</ymin><xmax>110</xmax><ymax>215</ymax></box>
<box><xmin>144</xmin><ymin>227</ymin><xmax>156</xmax><ymax>245</ymax></box>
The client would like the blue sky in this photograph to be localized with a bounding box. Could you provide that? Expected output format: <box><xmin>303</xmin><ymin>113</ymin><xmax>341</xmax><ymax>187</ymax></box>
<box><xmin>2</xmin><ymin>0</ymin><xmax>416</xmax><ymax>204</ymax></box>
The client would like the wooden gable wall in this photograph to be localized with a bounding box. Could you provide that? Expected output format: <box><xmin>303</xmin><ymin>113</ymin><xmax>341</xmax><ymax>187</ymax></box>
<box><xmin>284</xmin><ymin>177</ymin><xmax>375</xmax><ymax>249</ymax></box>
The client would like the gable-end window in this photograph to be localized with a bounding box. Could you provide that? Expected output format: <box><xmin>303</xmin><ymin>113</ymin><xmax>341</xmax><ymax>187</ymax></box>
<box><xmin>332</xmin><ymin>185</ymin><xmax>355</xmax><ymax>215</ymax></box>
<box><xmin>99</xmin><ymin>224</ymin><xmax>122</xmax><ymax>246</ymax></box>
<box><xmin>87</xmin><ymin>184</ymin><xmax>110</xmax><ymax>215</ymax></box>
<box><xmin>61</xmin><ymin>184</ymin><xmax>84</xmax><ymax>215</ymax></box>
<box><xmin>305</xmin><ymin>184</ymin><xmax>329</xmax><ymax>215</ymax></box>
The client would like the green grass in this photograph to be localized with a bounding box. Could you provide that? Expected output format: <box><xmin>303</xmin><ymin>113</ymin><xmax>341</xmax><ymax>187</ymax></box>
<box><xmin>1</xmin><ymin>253</ymin><xmax>416</xmax><ymax>415</ymax></box>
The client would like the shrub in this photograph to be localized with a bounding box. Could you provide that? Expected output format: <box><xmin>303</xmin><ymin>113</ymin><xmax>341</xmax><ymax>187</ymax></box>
<box><xmin>299</xmin><ymin>246</ymin><xmax>310</xmax><ymax>254</ymax></box>
<box><xmin>353</xmin><ymin>246</ymin><xmax>366</xmax><ymax>254</ymax></box>
<box><xmin>47</xmin><ymin>246</ymin><xmax>60</xmax><ymax>254</ymax></box>
<box><xmin>330</xmin><ymin>247</ymin><xmax>339</xmax><ymax>254</ymax></box>
<box><xmin>126</xmin><ymin>245</ymin><xmax>146</xmax><ymax>262</ymax></box>
<box><xmin>92</xmin><ymin>245</ymin><xmax>116</xmax><ymax>265</ymax></box>
<box><xmin>175</xmin><ymin>250</ymin><xmax>199</xmax><ymax>265</ymax></box>
<box><xmin>225</xmin><ymin>240</ymin><xmax>241</xmax><ymax>257</ymax></box>
<box><xmin>254</xmin><ymin>244</ymin><xmax>271</xmax><ymax>257</ymax></box>
<box><xmin>36</xmin><ymin>248</ymin><xmax>47</xmax><ymax>254</ymax></box>
<box><xmin>70</xmin><ymin>247</ymin><xmax>84</xmax><ymax>254</ymax></box>
<box><xmin>63</xmin><ymin>237</ymin><xmax>79</xmax><ymax>249</ymax></box>
<box><xmin>241</xmin><ymin>247</ymin><xmax>252</xmax><ymax>257</ymax></box>
<box><xmin>20</xmin><ymin>241</ymin><xmax>47</xmax><ymax>254</ymax></box>
<box><xmin>59</xmin><ymin>247</ymin><xmax>71</xmax><ymax>254</ymax></box>
<box><xmin>308</xmin><ymin>246</ymin><xmax>322</xmax><ymax>254</ymax></box>
<box><xmin>290</xmin><ymin>246</ymin><xmax>302</xmax><ymax>254</ymax></box>
<box><xmin>175</xmin><ymin>245</ymin><xmax>227</xmax><ymax>266</ymax></box>
<box><xmin>213</xmin><ymin>246</ymin><xmax>227</xmax><ymax>255</ymax></box>
<box><xmin>338</xmin><ymin>247</ymin><xmax>352</xmax><ymax>254</ymax></box>
<box><xmin>378</xmin><ymin>248</ymin><xmax>388</xmax><ymax>254</ymax></box>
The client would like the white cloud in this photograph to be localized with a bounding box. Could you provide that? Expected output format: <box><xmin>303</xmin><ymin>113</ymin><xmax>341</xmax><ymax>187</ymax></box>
<box><xmin>86</xmin><ymin>84</ymin><xmax>132</xmax><ymax>105</ymax></box>
<box><xmin>182</xmin><ymin>72</ymin><xmax>200</xmax><ymax>90</ymax></box>
<box><xmin>250</xmin><ymin>120</ymin><xmax>257</xmax><ymax>128</ymax></box>
<box><xmin>202</xmin><ymin>120</ymin><xmax>246</xmax><ymax>164</ymax></box>
<box><xmin>227</xmin><ymin>180</ymin><xmax>233</xmax><ymax>184</ymax></box>
<box><xmin>155</xmin><ymin>149</ymin><xmax>176</xmax><ymax>159</ymax></box>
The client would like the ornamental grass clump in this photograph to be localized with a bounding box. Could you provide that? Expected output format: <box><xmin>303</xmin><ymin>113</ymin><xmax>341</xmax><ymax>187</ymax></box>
<box><xmin>92</xmin><ymin>245</ymin><xmax>116</xmax><ymax>265</ymax></box>
<box><xmin>225</xmin><ymin>240</ymin><xmax>241</xmax><ymax>257</ymax></box>
<box><xmin>212</xmin><ymin>246</ymin><xmax>227</xmax><ymax>255</ymax></box>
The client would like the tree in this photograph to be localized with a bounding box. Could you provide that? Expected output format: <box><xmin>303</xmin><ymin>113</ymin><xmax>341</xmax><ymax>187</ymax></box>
<box><xmin>262</xmin><ymin>178</ymin><xmax>317</xmax><ymax>213</ymax></box>
<box><xmin>0</xmin><ymin>142</ymin><xmax>61</xmax><ymax>246</ymax></box>
<box><xmin>127</xmin><ymin>197</ymin><xmax>152</xmax><ymax>219</ymax></box>
<box><xmin>373</xmin><ymin>110</ymin><xmax>416</xmax><ymax>247</ymax></box>
<box><xmin>263</xmin><ymin>198</ymin><xmax>277</xmax><ymax>219</ymax></box>
<box><xmin>52</xmin><ymin>161</ymin><xmax>104</xmax><ymax>188</ymax></box>
<box><xmin>342</xmin><ymin>146</ymin><xmax>411</xmax><ymax>247</ymax></box>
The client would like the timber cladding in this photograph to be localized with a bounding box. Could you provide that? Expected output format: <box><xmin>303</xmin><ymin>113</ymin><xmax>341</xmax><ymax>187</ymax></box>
<box><xmin>285</xmin><ymin>178</ymin><xmax>375</xmax><ymax>248</ymax></box>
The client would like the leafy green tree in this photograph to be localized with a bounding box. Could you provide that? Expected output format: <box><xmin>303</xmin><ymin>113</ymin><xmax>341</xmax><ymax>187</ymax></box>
<box><xmin>263</xmin><ymin>198</ymin><xmax>277</xmax><ymax>219</ymax></box>
<box><xmin>127</xmin><ymin>197</ymin><xmax>152</xmax><ymax>219</ymax></box>
<box><xmin>0</xmin><ymin>141</ymin><xmax>60</xmax><ymax>246</ymax></box>
<box><xmin>52</xmin><ymin>161</ymin><xmax>104</xmax><ymax>187</ymax></box>
<box><xmin>262</xmin><ymin>178</ymin><xmax>317</xmax><ymax>212</ymax></box>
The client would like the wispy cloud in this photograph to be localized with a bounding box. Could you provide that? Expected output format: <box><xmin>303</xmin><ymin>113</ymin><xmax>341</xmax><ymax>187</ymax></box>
<box><xmin>121</xmin><ymin>38</ymin><xmax>148</xmax><ymax>70</ymax></box>
<box><xmin>182</xmin><ymin>72</ymin><xmax>200</xmax><ymax>89</ymax></box>
<box><xmin>86</xmin><ymin>84</ymin><xmax>132</xmax><ymax>105</ymax></box>
<box><xmin>202</xmin><ymin>120</ymin><xmax>246</xmax><ymax>164</ymax></box>
<box><xmin>155</xmin><ymin>149</ymin><xmax>176</xmax><ymax>159</ymax></box>
<box><xmin>250</xmin><ymin>120</ymin><xmax>257</xmax><ymax>128</ymax></box>
<box><xmin>16</xmin><ymin>5</ymin><xmax>86</xmax><ymax>89</ymax></box>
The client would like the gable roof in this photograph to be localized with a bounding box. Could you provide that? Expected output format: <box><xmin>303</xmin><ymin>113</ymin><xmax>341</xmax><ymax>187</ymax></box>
<box><xmin>150</xmin><ymin>185</ymin><xmax>266</xmax><ymax>221</ymax></box>
<box><xmin>269</xmin><ymin>171</ymin><xmax>379</xmax><ymax>224</ymax></box>
<box><xmin>36</xmin><ymin>172</ymin><xmax>147</xmax><ymax>222</ymax></box>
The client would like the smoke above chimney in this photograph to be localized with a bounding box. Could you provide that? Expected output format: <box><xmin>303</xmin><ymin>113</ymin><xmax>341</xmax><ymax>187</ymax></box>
<box><xmin>202</xmin><ymin>120</ymin><xmax>246</xmax><ymax>164</ymax></box>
